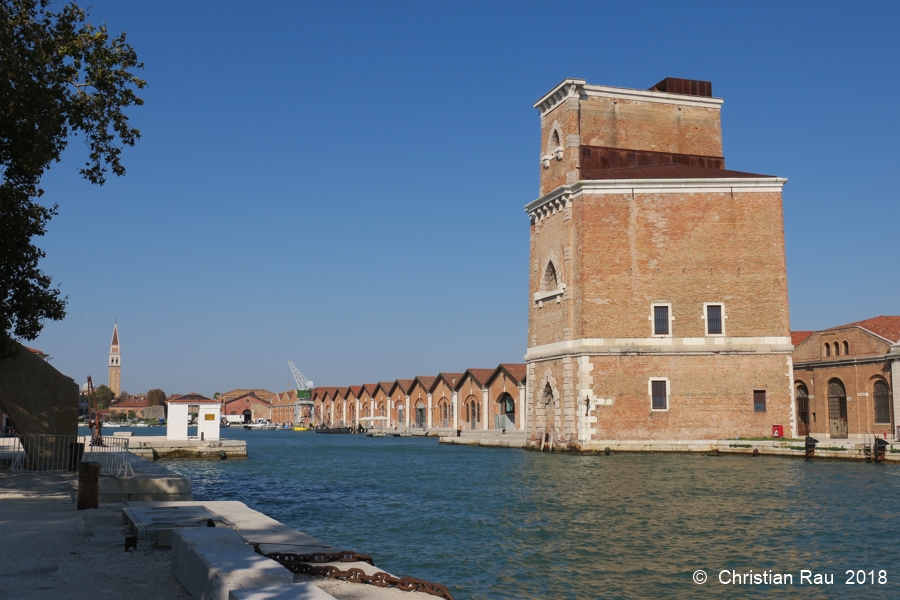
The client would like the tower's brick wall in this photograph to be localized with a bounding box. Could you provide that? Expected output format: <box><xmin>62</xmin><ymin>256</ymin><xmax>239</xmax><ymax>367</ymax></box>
<box><xmin>579</xmin><ymin>96</ymin><xmax>722</xmax><ymax>157</ymax></box>
<box><xmin>530</xmin><ymin>189</ymin><xmax>790</xmax><ymax>340</ymax></box>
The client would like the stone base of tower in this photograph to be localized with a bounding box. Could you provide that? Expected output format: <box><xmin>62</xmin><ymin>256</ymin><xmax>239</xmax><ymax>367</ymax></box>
<box><xmin>525</xmin><ymin>350</ymin><xmax>794</xmax><ymax>450</ymax></box>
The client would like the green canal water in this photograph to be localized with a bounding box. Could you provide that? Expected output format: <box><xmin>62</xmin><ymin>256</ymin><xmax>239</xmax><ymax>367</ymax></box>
<box><xmin>160</xmin><ymin>430</ymin><xmax>900</xmax><ymax>599</ymax></box>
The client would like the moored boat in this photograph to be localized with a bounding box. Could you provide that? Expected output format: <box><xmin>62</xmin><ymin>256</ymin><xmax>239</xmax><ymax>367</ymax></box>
<box><xmin>314</xmin><ymin>426</ymin><xmax>352</xmax><ymax>434</ymax></box>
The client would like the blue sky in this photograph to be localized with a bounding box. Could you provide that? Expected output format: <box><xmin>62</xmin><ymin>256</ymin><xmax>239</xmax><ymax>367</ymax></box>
<box><xmin>31</xmin><ymin>0</ymin><xmax>900</xmax><ymax>396</ymax></box>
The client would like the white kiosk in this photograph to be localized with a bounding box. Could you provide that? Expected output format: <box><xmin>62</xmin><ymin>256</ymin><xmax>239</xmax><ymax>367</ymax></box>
<box><xmin>167</xmin><ymin>394</ymin><xmax>221</xmax><ymax>441</ymax></box>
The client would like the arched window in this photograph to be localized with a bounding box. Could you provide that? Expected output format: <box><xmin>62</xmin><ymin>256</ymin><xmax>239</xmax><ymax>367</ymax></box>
<box><xmin>796</xmin><ymin>384</ymin><xmax>810</xmax><ymax>435</ymax></box>
<box><xmin>874</xmin><ymin>380</ymin><xmax>891</xmax><ymax>424</ymax></box>
<box><xmin>541</xmin><ymin>262</ymin><xmax>559</xmax><ymax>291</ymax></box>
<box><xmin>833</xmin><ymin>342</ymin><xmax>840</xmax><ymax>356</ymax></box>
<box><xmin>542</xmin><ymin>383</ymin><xmax>553</xmax><ymax>404</ymax></box>
<box><xmin>827</xmin><ymin>379</ymin><xmax>848</xmax><ymax>438</ymax></box>
<box><xmin>843</xmin><ymin>340</ymin><xmax>849</xmax><ymax>355</ymax></box>
<box><xmin>824</xmin><ymin>344</ymin><xmax>831</xmax><ymax>358</ymax></box>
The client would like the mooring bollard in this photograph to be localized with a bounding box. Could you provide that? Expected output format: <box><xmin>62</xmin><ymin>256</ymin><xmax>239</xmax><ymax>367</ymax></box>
<box><xmin>77</xmin><ymin>461</ymin><xmax>101</xmax><ymax>510</ymax></box>
<box><xmin>805</xmin><ymin>436</ymin><xmax>819</xmax><ymax>461</ymax></box>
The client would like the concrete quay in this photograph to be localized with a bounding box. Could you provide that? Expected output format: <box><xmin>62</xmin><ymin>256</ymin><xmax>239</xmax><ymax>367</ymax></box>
<box><xmin>125</xmin><ymin>435</ymin><xmax>248</xmax><ymax>460</ymax></box>
<box><xmin>1</xmin><ymin>465</ymin><xmax>446</xmax><ymax>600</ymax></box>
<box><xmin>439</xmin><ymin>430</ymin><xmax>527</xmax><ymax>448</ymax></box>
<box><xmin>439</xmin><ymin>432</ymin><xmax>900</xmax><ymax>462</ymax></box>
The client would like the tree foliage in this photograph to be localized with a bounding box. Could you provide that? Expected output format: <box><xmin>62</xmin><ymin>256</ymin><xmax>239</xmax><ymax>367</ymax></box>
<box><xmin>93</xmin><ymin>383</ymin><xmax>115</xmax><ymax>409</ymax></box>
<box><xmin>147</xmin><ymin>388</ymin><xmax>166</xmax><ymax>406</ymax></box>
<box><xmin>0</xmin><ymin>0</ymin><xmax>145</xmax><ymax>358</ymax></box>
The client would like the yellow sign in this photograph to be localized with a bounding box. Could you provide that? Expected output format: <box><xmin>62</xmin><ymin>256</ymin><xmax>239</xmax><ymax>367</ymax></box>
<box><xmin>204</xmin><ymin>413</ymin><xmax>215</xmax><ymax>420</ymax></box>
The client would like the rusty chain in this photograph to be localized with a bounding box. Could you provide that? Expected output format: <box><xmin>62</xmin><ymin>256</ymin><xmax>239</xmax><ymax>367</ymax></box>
<box><xmin>255</xmin><ymin>547</ymin><xmax>455</xmax><ymax>600</ymax></box>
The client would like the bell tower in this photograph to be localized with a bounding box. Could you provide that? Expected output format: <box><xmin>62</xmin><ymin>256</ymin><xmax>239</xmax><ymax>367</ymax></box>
<box><xmin>108</xmin><ymin>322</ymin><xmax>121</xmax><ymax>396</ymax></box>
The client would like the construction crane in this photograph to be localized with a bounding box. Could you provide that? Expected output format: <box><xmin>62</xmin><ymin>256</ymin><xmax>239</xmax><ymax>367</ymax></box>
<box><xmin>288</xmin><ymin>360</ymin><xmax>313</xmax><ymax>391</ymax></box>
<box><xmin>288</xmin><ymin>360</ymin><xmax>316</xmax><ymax>426</ymax></box>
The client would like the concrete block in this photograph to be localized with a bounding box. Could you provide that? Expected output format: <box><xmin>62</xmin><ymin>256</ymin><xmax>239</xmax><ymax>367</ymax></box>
<box><xmin>124</xmin><ymin>505</ymin><xmax>238</xmax><ymax>546</ymax></box>
<box><xmin>173</xmin><ymin>543</ymin><xmax>292</xmax><ymax>600</ymax></box>
<box><xmin>228</xmin><ymin>583</ymin><xmax>336</xmax><ymax>600</ymax></box>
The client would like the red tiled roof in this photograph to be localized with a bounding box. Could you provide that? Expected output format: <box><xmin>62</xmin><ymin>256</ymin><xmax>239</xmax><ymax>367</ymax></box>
<box><xmin>223</xmin><ymin>394</ymin><xmax>271</xmax><ymax>406</ymax></box>
<box><xmin>362</xmin><ymin>383</ymin><xmax>378</xmax><ymax>397</ymax></box>
<box><xmin>169</xmin><ymin>392</ymin><xmax>215</xmax><ymax>403</ymax></box>
<box><xmin>317</xmin><ymin>387</ymin><xmax>339</xmax><ymax>400</ymax></box>
<box><xmin>457</xmin><ymin>369</ymin><xmax>496</xmax><ymax>390</ymax></box>
<box><xmin>429</xmin><ymin>373</ymin><xmax>464</xmax><ymax>393</ymax></box>
<box><xmin>376</xmin><ymin>382</ymin><xmax>394</xmax><ymax>396</ymax></box>
<box><xmin>582</xmin><ymin>164</ymin><xmax>773</xmax><ymax>180</ymax></box>
<box><xmin>109</xmin><ymin>397</ymin><xmax>150</xmax><ymax>408</ymax></box>
<box><xmin>412</xmin><ymin>376</ymin><xmax>436</xmax><ymax>391</ymax></box>
<box><xmin>488</xmin><ymin>364</ymin><xmax>527</xmax><ymax>386</ymax></box>
<box><xmin>25</xmin><ymin>346</ymin><xmax>48</xmax><ymax>358</ymax></box>
<box><xmin>348</xmin><ymin>385</ymin><xmax>363</xmax><ymax>397</ymax></box>
<box><xmin>393</xmin><ymin>379</ymin><xmax>415</xmax><ymax>395</ymax></box>
<box><xmin>829</xmin><ymin>316</ymin><xmax>900</xmax><ymax>343</ymax></box>
<box><xmin>791</xmin><ymin>331</ymin><xmax>814</xmax><ymax>347</ymax></box>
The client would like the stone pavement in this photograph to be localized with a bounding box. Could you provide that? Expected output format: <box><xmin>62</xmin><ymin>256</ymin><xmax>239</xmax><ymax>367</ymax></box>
<box><xmin>0</xmin><ymin>471</ymin><xmax>190</xmax><ymax>600</ymax></box>
<box><xmin>0</xmin><ymin>472</ymin><xmax>441</xmax><ymax>600</ymax></box>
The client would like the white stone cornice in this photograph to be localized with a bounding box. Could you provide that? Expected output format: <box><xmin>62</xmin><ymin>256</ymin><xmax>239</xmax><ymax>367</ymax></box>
<box><xmin>525</xmin><ymin>336</ymin><xmax>794</xmax><ymax>362</ymax></box>
<box><xmin>525</xmin><ymin>177</ymin><xmax>787</xmax><ymax>218</ymax></box>
<box><xmin>582</xmin><ymin>84</ymin><xmax>724</xmax><ymax>109</ymax></box>
<box><xmin>534</xmin><ymin>78</ymin><xmax>585</xmax><ymax>117</ymax></box>
<box><xmin>534</xmin><ymin>80</ymin><xmax>724</xmax><ymax>117</ymax></box>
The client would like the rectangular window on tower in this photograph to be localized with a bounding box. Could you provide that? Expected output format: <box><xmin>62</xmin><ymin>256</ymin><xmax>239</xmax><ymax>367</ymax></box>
<box><xmin>652</xmin><ymin>304</ymin><xmax>671</xmax><ymax>336</ymax></box>
<box><xmin>650</xmin><ymin>379</ymin><xmax>669</xmax><ymax>411</ymax></box>
<box><xmin>754</xmin><ymin>390</ymin><xmax>767</xmax><ymax>412</ymax></box>
<box><xmin>705</xmin><ymin>303</ymin><xmax>724</xmax><ymax>335</ymax></box>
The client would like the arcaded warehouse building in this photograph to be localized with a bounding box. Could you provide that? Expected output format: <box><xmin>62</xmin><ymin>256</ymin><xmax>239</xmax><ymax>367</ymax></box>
<box><xmin>524</xmin><ymin>77</ymin><xmax>794</xmax><ymax>449</ymax></box>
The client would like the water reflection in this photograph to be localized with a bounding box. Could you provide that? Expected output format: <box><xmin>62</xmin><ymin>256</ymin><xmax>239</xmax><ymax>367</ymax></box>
<box><xmin>166</xmin><ymin>432</ymin><xmax>900</xmax><ymax>599</ymax></box>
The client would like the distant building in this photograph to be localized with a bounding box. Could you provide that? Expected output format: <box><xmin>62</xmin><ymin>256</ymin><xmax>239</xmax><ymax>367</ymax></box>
<box><xmin>271</xmin><ymin>390</ymin><xmax>299</xmax><ymax>426</ymax></box>
<box><xmin>792</xmin><ymin>316</ymin><xmax>899</xmax><ymax>440</ymax></box>
<box><xmin>107</xmin><ymin>394</ymin><xmax>165</xmax><ymax>420</ymax></box>
<box><xmin>222</xmin><ymin>392</ymin><xmax>272</xmax><ymax>423</ymax></box>
<box><xmin>108</xmin><ymin>323</ymin><xmax>121</xmax><ymax>396</ymax></box>
<box><xmin>306</xmin><ymin>364</ymin><xmax>527</xmax><ymax>431</ymax></box>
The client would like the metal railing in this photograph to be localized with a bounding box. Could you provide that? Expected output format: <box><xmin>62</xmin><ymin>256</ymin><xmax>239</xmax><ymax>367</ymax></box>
<box><xmin>0</xmin><ymin>434</ymin><xmax>133</xmax><ymax>477</ymax></box>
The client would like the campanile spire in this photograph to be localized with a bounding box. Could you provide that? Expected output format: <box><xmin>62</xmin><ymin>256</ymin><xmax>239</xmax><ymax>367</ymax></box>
<box><xmin>108</xmin><ymin>322</ymin><xmax>121</xmax><ymax>395</ymax></box>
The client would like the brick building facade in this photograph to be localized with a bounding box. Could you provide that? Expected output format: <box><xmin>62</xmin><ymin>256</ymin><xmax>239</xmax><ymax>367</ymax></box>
<box><xmin>307</xmin><ymin>366</ymin><xmax>525</xmax><ymax>432</ymax></box>
<box><xmin>525</xmin><ymin>77</ymin><xmax>794</xmax><ymax>449</ymax></box>
<box><xmin>792</xmin><ymin>316</ymin><xmax>899</xmax><ymax>439</ymax></box>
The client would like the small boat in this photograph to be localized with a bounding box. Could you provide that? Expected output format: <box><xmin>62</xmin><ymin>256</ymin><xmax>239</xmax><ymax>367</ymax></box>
<box><xmin>293</xmin><ymin>426</ymin><xmax>310</xmax><ymax>431</ymax></box>
<box><xmin>103</xmin><ymin>422</ymin><xmax>123</xmax><ymax>428</ymax></box>
<box><xmin>314</xmin><ymin>426</ymin><xmax>352</xmax><ymax>434</ymax></box>
<box><xmin>243</xmin><ymin>419</ymin><xmax>278</xmax><ymax>430</ymax></box>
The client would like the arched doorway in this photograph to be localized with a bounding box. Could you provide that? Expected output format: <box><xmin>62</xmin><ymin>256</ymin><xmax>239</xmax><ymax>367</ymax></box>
<box><xmin>242</xmin><ymin>409</ymin><xmax>252</xmax><ymax>423</ymax></box>
<box><xmin>397</xmin><ymin>403</ymin><xmax>405</xmax><ymax>428</ymax></box>
<box><xmin>497</xmin><ymin>392</ymin><xmax>515</xmax><ymax>429</ymax></box>
<box><xmin>828</xmin><ymin>379</ymin><xmax>848</xmax><ymax>439</ymax></box>
<box><xmin>796</xmin><ymin>384</ymin><xmax>810</xmax><ymax>436</ymax></box>
<box><xmin>439</xmin><ymin>400</ymin><xmax>449</xmax><ymax>428</ymax></box>
<box><xmin>466</xmin><ymin>396</ymin><xmax>478</xmax><ymax>429</ymax></box>
<box><xmin>414</xmin><ymin>400</ymin><xmax>425</xmax><ymax>427</ymax></box>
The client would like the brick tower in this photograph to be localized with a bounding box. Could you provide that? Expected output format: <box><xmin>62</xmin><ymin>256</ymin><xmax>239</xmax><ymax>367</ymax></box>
<box><xmin>108</xmin><ymin>322</ymin><xmax>121</xmax><ymax>395</ymax></box>
<box><xmin>525</xmin><ymin>77</ymin><xmax>794</xmax><ymax>449</ymax></box>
